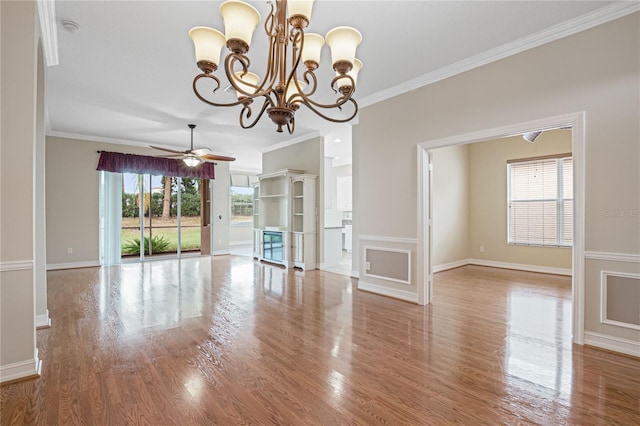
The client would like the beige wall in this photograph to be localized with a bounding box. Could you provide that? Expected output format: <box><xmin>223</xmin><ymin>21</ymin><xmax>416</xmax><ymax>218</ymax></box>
<box><xmin>432</xmin><ymin>144</ymin><xmax>470</xmax><ymax>267</ymax></box>
<box><xmin>46</xmin><ymin>136</ymin><xmax>232</xmax><ymax>264</ymax></box>
<box><xmin>0</xmin><ymin>0</ymin><xmax>39</xmax><ymax>377</ymax></box>
<box><xmin>468</xmin><ymin>130</ymin><xmax>572</xmax><ymax>269</ymax></box>
<box><xmin>355</xmin><ymin>14</ymin><xmax>639</xmax><ymax>343</ymax></box>
<box><xmin>262</xmin><ymin>137</ymin><xmax>322</xmax><ymax>175</ymax></box>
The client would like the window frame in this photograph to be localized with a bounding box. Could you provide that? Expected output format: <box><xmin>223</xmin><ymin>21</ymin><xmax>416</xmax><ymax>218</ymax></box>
<box><xmin>507</xmin><ymin>153</ymin><xmax>573</xmax><ymax>248</ymax></box>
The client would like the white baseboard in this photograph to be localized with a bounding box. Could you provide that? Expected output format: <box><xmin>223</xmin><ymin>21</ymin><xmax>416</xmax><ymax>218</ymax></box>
<box><xmin>357</xmin><ymin>281</ymin><xmax>418</xmax><ymax>303</ymax></box>
<box><xmin>35</xmin><ymin>310</ymin><xmax>51</xmax><ymax>328</ymax></box>
<box><xmin>467</xmin><ymin>259</ymin><xmax>571</xmax><ymax>276</ymax></box>
<box><xmin>0</xmin><ymin>349</ymin><xmax>41</xmax><ymax>384</ymax></box>
<box><xmin>584</xmin><ymin>331</ymin><xmax>640</xmax><ymax>358</ymax></box>
<box><xmin>433</xmin><ymin>259</ymin><xmax>470</xmax><ymax>273</ymax></box>
<box><xmin>213</xmin><ymin>250</ymin><xmax>231</xmax><ymax>256</ymax></box>
<box><xmin>351</xmin><ymin>270</ymin><xmax>359</xmax><ymax>279</ymax></box>
<box><xmin>47</xmin><ymin>260</ymin><xmax>100</xmax><ymax>271</ymax></box>
<box><xmin>229</xmin><ymin>240</ymin><xmax>252</xmax><ymax>246</ymax></box>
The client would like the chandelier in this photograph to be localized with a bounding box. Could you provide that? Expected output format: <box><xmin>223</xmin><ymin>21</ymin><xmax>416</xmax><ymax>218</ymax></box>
<box><xmin>188</xmin><ymin>0</ymin><xmax>363</xmax><ymax>134</ymax></box>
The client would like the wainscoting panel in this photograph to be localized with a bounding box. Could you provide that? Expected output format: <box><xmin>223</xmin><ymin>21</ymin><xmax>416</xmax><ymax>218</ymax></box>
<box><xmin>601</xmin><ymin>271</ymin><xmax>640</xmax><ymax>331</ymax></box>
<box><xmin>364</xmin><ymin>246</ymin><xmax>411</xmax><ymax>285</ymax></box>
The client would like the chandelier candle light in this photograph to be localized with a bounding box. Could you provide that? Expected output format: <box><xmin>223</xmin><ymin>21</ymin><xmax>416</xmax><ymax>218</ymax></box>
<box><xmin>189</xmin><ymin>0</ymin><xmax>363</xmax><ymax>134</ymax></box>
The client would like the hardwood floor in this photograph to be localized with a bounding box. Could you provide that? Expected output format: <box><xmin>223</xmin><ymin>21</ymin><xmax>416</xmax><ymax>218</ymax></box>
<box><xmin>2</xmin><ymin>258</ymin><xmax>639</xmax><ymax>424</ymax></box>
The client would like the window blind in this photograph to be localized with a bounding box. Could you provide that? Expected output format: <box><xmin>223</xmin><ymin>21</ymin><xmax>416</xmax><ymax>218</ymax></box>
<box><xmin>507</xmin><ymin>155</ymin><xmax>573</xmax><ymax>247</ymax></box>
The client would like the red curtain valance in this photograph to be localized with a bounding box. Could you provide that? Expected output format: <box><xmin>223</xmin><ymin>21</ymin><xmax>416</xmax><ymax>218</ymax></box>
<box><xmin>96</xmin><ymin>151</ymin><xmax>215</xmax><ymax>180</ymax></box>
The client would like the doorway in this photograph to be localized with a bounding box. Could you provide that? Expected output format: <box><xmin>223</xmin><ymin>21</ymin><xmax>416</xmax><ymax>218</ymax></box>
<box><xmin>417</xmin><ymin>112</ymin><xmax>585</xmax><ymax>344</ymax></box>
<box><xmin>322</xmin><ymin>126</ymin><xmax>353</xmax><ymax>276</ymax></box>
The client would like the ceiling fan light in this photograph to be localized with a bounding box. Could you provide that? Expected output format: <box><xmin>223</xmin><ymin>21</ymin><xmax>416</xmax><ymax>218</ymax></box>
<box><xmin>233</xmin><ymin>71</ymin><xmax>260</xmax><ymax>99</ymax></box>
<box><xmin>523</xmin><ymin>131</ymin><xmax>542</xmax><ymax>143</ymax></box>
<box><xmin>189</xmin><ymin>26</ymin><xmax>226</xmax><ymax>70</ymax></box>
<box><xmin>325</xmin><ymin>26</ymin><xmax>362</xmax><ymax>73</ymax></box>
<box><xmin>183</xmin><ymin>154</ymin><xmax>203</xmax><ymax>167</ymax></box>
<box><xmin>300</xmin><ymin>33</ymin><xmax>324</xmax><ymax>70</ymax></box>
<box><xmin>219</xmin><ymin>0</ymin><xmax>261</xmax><ymax>53</ymax></box>
<box><xmin>336</xmin><ymin>58</ymin><xmax>362</xmax><ymax>92</ymax></box>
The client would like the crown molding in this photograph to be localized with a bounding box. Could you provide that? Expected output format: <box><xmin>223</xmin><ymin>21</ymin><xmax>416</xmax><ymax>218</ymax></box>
<box><xmin>48</xmin><ymin>130</ymin><xmax>171</xmax><ymax>149</ymax></box>
<box><xmin>260</xmin><ymin>130</ymin><xmax>322</xmax><ymax>153</ymax></box>
<box><xmin>360</xmin><ymin>1</ymin><xmax>640</xmax><ymax>108</ymax></box>
<box><xmin>37</xmin><ymin>0</ymin><xmax>59</xmax><ymax>67</ymax></box>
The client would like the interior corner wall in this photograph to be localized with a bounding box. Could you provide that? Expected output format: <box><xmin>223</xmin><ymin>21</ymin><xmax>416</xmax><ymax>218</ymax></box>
<box><xmin>432</xmin><ymin>144</ymin><xmax>470</xmax><ymax>267</ymax></box>
<box><xmin>355</xmin><ymin>13</ymin><xmax>639</xmax><ymax>344</ymax></box>
<box><xmin>468</xmin><ymin>130</ymin><xmax>572</xmax><ymax>269</ymax></box>
<box><xmin>0</xmin><ymin>0</ymin><xmax>39</xmax><ymax>380</ymax></box>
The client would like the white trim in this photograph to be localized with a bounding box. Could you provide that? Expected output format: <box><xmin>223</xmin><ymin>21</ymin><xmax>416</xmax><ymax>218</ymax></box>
<box><xmin>357</xmin><ymin>281</ymin><xmax>418</xmax><ymax>304</ymax></box>
<box><xmin>0</xmin><ymin>349</ymin><xmax>42</xmax><ymax>384</ymax></box>
<box><xmin>433</xmin><ymin>259</ymin><xmax>469</xmax><ymax>273</ymax></box>
<box><xmin>213</xmin><ymin>250</ymin><xmax>231</xmax><ymax>256</ymax></box>
<box><xmin>359</xmin><ymin>2</ymin><xmax>640</xmax><ymax>108</ymax></box>
<box><xmin>418</xmin><ymin>111</ymin><xmax>586</xmax><ymax>345</ymax></box>
<box><xmin>468</xmin><ymin>259</ymin><xmax>571</xmax><ymax>276</ymax></box>
<box><xmin>0</xmin><ymin>260</ymin><xmax>34</xmax><ymax>272</ymax></box>
<box><xmin>584</xmin><ymin>332</ymin><xmax>640</xmax><ymax>358</ymax></box>
<box><xmin>351</xmin><ymin>270</ymin><xmax>359</xmax><ymax>279</ymax></box>
<box><xmin>35</xmin><ymin>310</ymin><xmax>51</xmax><ymax>329</ymax></box>
<box><xmin>229</xmin><ymin>240</ymin><xmax>253</xmax><ymax>246</ymax></box>
<box><xmin>585</xmin><ymin>251</ymin><xmax>640</xmax><ymax>263</ymax></box>
<box><xmin>600</xmin><ymin>271</ymin><xmax>640</xmax><ymax>331</ymax></box>
<box><xmin>363</xmin><ymin>246</ymin><xmax>412</xmax><ymax>285</ymax></box>
<box><xmin>46</xmin><ymin>260</ymin><xmax>100</xmax><ymax>271</ymax></box>
<box><xmin>359</xmin><ymin>235</ymin><xmax>418</xmax><ymax>245</ymax></box>
<box><xmin>36</xmin><ymin>0</ymin><xmax>59</xmax><ymax>67</ymax></box>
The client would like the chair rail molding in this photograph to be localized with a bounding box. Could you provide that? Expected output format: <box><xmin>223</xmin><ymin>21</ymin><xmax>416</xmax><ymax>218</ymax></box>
<box><xmin>0</xmin><ymin>260</ymin><xmax>34</xmax><ymax>272</ymax></box>
<box><xmin>585</xmin><ymin>251</ymin><xmax>640</xmax><ymax>263</ymax></box>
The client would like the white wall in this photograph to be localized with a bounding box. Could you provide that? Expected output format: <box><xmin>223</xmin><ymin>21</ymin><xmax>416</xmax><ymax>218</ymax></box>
<box><xmin>355</xmin><ymin>14</ymin><xmax>639</xmax><ymax>346</ymax></box>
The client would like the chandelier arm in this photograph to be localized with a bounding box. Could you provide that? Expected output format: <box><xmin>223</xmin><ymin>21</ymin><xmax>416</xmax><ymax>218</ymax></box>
<box><xmin>239</xmin><ymin>96</ymin><xmax>274</xmax><ymax>129</ymax></box>
<box><xmin>301</xmin><ymin>69</ymin><xmax>319</xmax><ymax>98</ymax></box>
<box><xmin>297</xmin><ymin>97</ymin><xmax>359</xmax><ymax>124</ymax></box>
<box><xmin>193</xmin><ymin>74</ymin><xmax>250</xmax><ymax>108</ymax></box>
<box><xmin>264</xmin><ymin>1</ymin><xmax>276</xmax><ymax>37</ymax></box>
<box><xmin>284</xmin><ymin>28</ymin><xmax>305</xmax><ymax>99</ymax></box>
<box><xmin>286</xmin><ymin>115</ymin><xmax>295</xmax><ymax>135</ymax></box>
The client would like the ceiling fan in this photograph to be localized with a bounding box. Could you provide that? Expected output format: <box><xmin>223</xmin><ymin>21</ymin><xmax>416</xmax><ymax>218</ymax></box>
<box><xmin>150</xmin><ymin>124</ymin><xmax>235</xmax><ymax>166</ymax></box>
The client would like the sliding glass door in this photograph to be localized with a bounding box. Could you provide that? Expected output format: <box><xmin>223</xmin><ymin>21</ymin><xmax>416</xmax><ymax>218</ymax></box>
<box><xmin>119</xmin><ymin>173</ymin><xmax>209</xmax><ymax>261</ymax></box>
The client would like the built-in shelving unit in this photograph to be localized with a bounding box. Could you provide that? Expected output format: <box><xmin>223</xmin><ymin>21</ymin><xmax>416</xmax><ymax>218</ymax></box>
<box><xmin>252</xmin><ymin>169</ymin><xmax>317</xmax><ymax>269</ymax></box>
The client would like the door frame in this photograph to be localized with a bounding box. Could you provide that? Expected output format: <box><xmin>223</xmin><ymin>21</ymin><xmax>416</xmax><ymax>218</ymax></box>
<box><xmin>416</xmin><ymin>112</ymin><xmax>585</xmax><ymax>345</ymax></box>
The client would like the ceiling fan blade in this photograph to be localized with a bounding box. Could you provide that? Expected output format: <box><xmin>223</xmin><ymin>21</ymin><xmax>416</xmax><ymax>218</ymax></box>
<box><xmin>150</xmin><ymin>145</ymin><xmax>185</xmax><ymax>154</ymax></box>
<box><xmin>201</xmin><ymin>154</ymin><xmax>236</xmax><ymax>162</ymax></box>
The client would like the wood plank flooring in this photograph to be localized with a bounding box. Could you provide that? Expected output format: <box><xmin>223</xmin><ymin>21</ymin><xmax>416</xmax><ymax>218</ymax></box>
<box><xmin>2</xmin><ymin>257</ymin><xmax>639</xmax><ymax>424</ymax></box>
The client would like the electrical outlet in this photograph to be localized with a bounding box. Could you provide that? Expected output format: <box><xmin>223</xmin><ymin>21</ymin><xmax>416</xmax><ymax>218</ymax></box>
<box><xmin>365</xmin><ymin>261</ymin><xmax>371</xmax><ymax>271</ymax></box>
<box><xmin>479</xmin><ymin>246</ymin><xmax>485</xmax><ymax>253</ymax></box>
<box><xmin>67</xmin><ymin>248</ymin><xmax>73</xmax><ymax>254</ymax></box>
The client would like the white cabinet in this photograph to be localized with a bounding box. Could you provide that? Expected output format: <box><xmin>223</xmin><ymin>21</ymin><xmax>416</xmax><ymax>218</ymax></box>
<box><xmin>290</xmin><ymin>175</ymin><xmax>317</xmax><ymax>270</ymax></box>
<box><xmin>254</xmin><ymin>170</ymin><xmax>317</xmax><ymax>269</ymax></box>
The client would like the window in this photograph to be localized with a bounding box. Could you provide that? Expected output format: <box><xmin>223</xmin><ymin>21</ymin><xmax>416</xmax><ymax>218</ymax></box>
<box><xmin>507</xmin><ymin>154</ymin><xmax>573</xmax><ymax>247</ymax></box>
<box><xmin>229</xmin><ymin>174</ymin><xmax>257</xmax><ymax>225</ymax></box>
